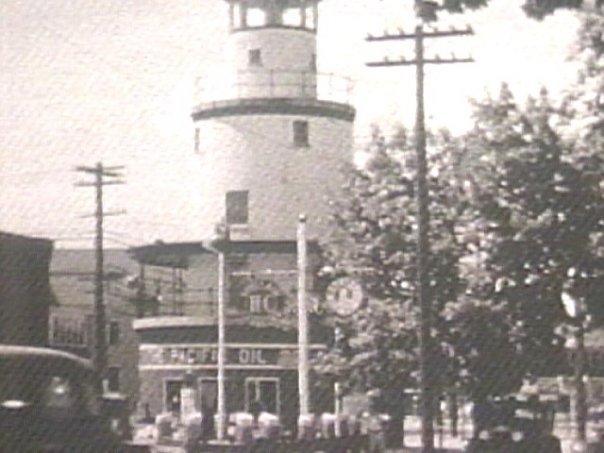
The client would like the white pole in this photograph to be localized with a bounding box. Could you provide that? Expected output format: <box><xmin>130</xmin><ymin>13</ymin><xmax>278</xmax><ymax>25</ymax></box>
<box><xmin>217</xmin><ymin>249</ymin><xmax>227</xmax><ymax>440</ymax></box>
<box><xmin>297</xmin><ymin>214</ymin><xmax>310</xmax><ymax>416</ymax></box>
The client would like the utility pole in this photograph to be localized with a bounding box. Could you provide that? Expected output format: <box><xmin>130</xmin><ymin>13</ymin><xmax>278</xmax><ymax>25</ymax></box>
<box><xmin>367</xmin><ymin>3</ymin><xmax>473</xmax><ymax>452</ymax></box>
<box><xmin>75</xmin><ymin>162</ymin><xmax>125</xmax><ymax>390</ymax></box>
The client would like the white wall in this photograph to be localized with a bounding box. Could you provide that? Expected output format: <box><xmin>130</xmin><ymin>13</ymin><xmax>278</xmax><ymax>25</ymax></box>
<box><xmin>195</xmin><ymin>113</ymin><xmax>353</xmax><ymax>240</ymax></box>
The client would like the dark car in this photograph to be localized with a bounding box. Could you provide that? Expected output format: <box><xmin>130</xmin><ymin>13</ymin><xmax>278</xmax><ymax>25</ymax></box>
<box><xmin>0</xmin><ymin>345</ymin><xmax>143</xmax><ymax>452</ymax></box>
<box><xmin>465</xmin><ymin>398</ymin><xmax>562</xmax><ymax>453</ymax></box>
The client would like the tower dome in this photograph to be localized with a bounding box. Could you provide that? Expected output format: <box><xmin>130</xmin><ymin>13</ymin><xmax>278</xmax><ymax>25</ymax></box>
<box><xmin>193</xmin><ymin>0</ymin><xmax>355</xmax><ymax>241</ymax></box>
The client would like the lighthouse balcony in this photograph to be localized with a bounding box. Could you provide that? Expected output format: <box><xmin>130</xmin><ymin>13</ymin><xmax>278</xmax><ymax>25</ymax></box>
<box><xmin>192</xmin><ymin>70</ymin><xmax>355</xmax><ymax>121</ymax></box>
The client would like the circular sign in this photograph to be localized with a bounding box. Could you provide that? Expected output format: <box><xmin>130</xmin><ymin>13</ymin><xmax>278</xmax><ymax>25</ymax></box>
<box><xmin>325</xmin><ymin>277</ymin><xmax>364</xmax><ymax>317</ymax></box>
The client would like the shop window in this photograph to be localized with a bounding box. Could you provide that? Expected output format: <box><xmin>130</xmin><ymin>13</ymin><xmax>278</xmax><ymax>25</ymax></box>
<box><xmin>108</xmin><ymin>321</ymin><xmax>120</xmax><ymax>345</ymax></box>
<box><xmin>226</xmin><ymin>190</ymin><xmax>249</xmax><ymax>225</ymax></box>
<box><xmin>248</xmin><ymin>49</ymin><xmax>262</xmax><ymax>67</ymax></box>
<box><xmin>165</xmin><ymin>380</ymin><xmax>183</xmax><ymax>413</ymax></box>
<box><xmin>293</xmin><ymin>120</ymin><xmax>309</xmax><ymax>147</ymax></box>
<box><xmin>245</xmin><ymin>378</ymin><xmax>279</xmax><ymax>415</ymax></box>
<box><xmin>107</xmin><ymin>367</ymin><xmax>120</xmax><ymax>392</ymax></box>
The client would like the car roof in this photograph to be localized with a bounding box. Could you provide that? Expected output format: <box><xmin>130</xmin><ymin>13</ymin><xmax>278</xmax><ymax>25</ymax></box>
<box><xmin>0</xmin><ymin>345</ymin><xmax>94</xmax><ymax>372</ymax></box>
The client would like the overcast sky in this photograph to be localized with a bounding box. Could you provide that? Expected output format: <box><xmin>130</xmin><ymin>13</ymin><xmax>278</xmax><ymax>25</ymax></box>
<box><xmin>0</xmin><ymin>0</ymin><xmax>580</xmax><ymax>248</ymax></box>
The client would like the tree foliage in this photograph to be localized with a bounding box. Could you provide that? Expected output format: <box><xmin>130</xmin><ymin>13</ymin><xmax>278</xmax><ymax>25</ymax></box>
<box><xmin>314</xmin><ymin>127</ymin><xmax>466</xmax><ymax>403</ymax></box>
<box><xmin>314</xmin><ymin>5</ymin><xmax>604</xmax><ymax>408</ymax></box>
<box><xmin>439</xmin><ymin>0</ymin><xmax>601</xmax><ymax>19</ymax></box>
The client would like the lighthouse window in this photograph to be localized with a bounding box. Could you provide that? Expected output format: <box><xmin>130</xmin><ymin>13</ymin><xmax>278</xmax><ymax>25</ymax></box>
<box><xmin>226</xmin><ymin>190</ymin><xmax>249</xmax><ymax>225</ymax></box>
<box><xmin>293</xmin><ymin>120</ymin><xmax>309</xmax><ymax>147</ymax></box>
<box><xmin>248</xmin><ymin>49</ymin><xmax>262</xmax><ymax>67</ymax></box>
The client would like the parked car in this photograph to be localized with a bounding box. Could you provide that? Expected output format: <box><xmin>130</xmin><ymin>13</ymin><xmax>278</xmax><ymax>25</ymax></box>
<box><xmin>0</xmin><ymin>345</ymin><xmax>147</xmax><ymax>452</ymax></box>
<box><xmin>465</xmin><ymin>397</ymin><xmax>562</xmax><ymax>453</ymax></box>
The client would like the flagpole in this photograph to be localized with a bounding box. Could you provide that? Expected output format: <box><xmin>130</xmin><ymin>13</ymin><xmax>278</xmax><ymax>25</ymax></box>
<box><xmin>216</xmin><ymin>228</ymin><xmax>228</xmax><ymax>440</ymax></box>
<box><xmin>297</xmin><ymin>214</ymin><xmax>310</xmax><ymax>416</ymax></box>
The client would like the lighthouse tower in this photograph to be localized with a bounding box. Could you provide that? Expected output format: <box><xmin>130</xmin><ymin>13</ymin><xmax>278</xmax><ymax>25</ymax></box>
<box><xmin>193</xmin><ymin>0</ymin><xmax>356</xmax><ymax>240</ymax></box>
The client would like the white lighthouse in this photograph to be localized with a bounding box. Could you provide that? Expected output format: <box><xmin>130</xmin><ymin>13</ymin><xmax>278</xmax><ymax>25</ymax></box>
<box><xmin>193</xmin><ymin>0</ymin><xmax>356</xmax><ymax>240</ymax></box>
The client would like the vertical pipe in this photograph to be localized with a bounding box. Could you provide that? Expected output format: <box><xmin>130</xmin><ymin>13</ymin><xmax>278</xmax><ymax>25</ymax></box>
<box><xmin>576</xmin><ymin>322</ymin><xmax>587</xmax><ymax>441</ymax></box>
<box><xmin>298</xmin><ymin>214</ymin><xmax>310</xmax><ymax>416</ymax></box>
<box><xmin>415</xmin><ymin>24</ymin><xmax>435</xmax><ymax>453</ymax></box>
<box><xmin>217</xmin><ymin>249</ymin><xmax>227</xmax><ymax>440</ymax></box>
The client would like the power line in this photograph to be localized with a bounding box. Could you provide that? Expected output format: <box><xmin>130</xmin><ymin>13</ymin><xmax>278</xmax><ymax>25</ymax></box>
<box><xmin>367</xmin><ymin>2</ymin><xmax>474</xmax><ymax>452</ymax></box>
<box><xmin>74</xmin><ymin>162</ymin><xmax>125</xmax><ymax>389</ymax></box>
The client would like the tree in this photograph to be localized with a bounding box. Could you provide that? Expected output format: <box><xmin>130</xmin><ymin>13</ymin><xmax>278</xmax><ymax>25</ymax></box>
<box><xmin>438</xmin><ymin>0</ymin><xmax>601</xmax><ymax>20</ymax></box>
<box><xmin>461</xmin><ymin>84</ymin><xmax>604</xmax><ymax>380</ymax></box>
<box><xmin>314</xmin><ymin>126</ymin><xmax>465</xmax><ymax>409</ymax></box>
<box><xmin>559</xmin><ymin>8</ymin><xmax>604</xmax><ymax>320</ymax></box>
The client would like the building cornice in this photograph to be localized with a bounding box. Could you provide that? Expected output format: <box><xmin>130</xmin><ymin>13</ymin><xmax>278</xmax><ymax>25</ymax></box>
<box><xmin>191</xmin><ymin>98</ymin><xmax>356</xmax><ymax>122</ymax></box>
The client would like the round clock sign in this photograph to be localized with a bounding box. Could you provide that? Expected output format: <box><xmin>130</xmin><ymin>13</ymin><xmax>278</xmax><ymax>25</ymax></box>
<box><xmin>325</xmin><ymin>277</ymin><xmax>364</xmax><ymax>317</ymax></box>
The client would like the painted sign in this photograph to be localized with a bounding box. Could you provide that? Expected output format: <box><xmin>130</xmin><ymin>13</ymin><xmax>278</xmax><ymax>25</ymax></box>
<box><xmin>140</xmin><ymin>345</ymin><xmax>323</xmax><ymax>369</ymax></box>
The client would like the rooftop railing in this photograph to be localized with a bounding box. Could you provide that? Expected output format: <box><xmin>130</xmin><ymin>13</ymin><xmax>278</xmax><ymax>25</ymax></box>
<box><xmin>194</xmin><ymin>70</ymin><xmax>354</xmax><ymax>107</ymax></box>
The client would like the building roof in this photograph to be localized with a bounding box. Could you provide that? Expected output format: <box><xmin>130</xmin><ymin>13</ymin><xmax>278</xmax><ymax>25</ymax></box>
<box><xmin>0</xmin><ymin>231</ymin><xmax>53</xmax><ymax>249</ymax></box>
<box><xmin>128</xmin><ymin>239</ymin><xmax>321</xmax><ymax>269</ymax></box>
<box><xmin>51</xmin><ymin>248</ymin><xmax>139</xmax><ymax>277</ymax></box>
<box><xmin>50</xmin><ymin>249</ymin><xmax>139</xmax><ymax>313</ymax></box>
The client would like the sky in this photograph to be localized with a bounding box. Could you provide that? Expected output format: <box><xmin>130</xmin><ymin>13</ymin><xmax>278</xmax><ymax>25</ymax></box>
<box><xmin>0</xmin><ymin>0</ymin><xmax>582</xmax><ymax>249</ymax></box>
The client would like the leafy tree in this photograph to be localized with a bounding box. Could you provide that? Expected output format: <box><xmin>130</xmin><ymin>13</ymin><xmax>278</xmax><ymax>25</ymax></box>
<box><xmin>314</xmin><ymin>126</ymin><xmax>465</xmax><ymax>409</ymax></box>
<box><xmin>558</xmin><ymin>8</ymin><xmax>604</xmax><ymax>320</ymax></box>
<box><xmin>461</xmin><ymin>84</ymin><xmax>604</xmax><ymax>379</ymax></box>
<box><xmin>437</xmin><ymin>0</ymin><xmax>601</xmax><ymax>19</ymax></box>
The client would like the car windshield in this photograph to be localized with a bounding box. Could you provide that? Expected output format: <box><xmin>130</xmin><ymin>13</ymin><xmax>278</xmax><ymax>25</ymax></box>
<box><xmin>0</xmin><ymin>358</ymin><xmax>100</xmax><ymax>417</ymax></box>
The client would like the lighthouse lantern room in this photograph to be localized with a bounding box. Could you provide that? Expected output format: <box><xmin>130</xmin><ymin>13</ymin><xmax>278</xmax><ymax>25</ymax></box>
<box><xmin>228</xmin><ymin>0</ymin><xmax>319</xmax><ymax>31</ymax></box>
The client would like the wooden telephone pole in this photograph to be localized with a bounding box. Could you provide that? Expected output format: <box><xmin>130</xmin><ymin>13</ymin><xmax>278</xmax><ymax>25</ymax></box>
<box><xmin>75</xmin><ymin>162</ymin><xmax>125</xmax><ymax>389</ymax></box>
<box><xmin>367</xmin><ymin>2</ymin><xmax>473</xmax><ymax>451</ymax></box>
